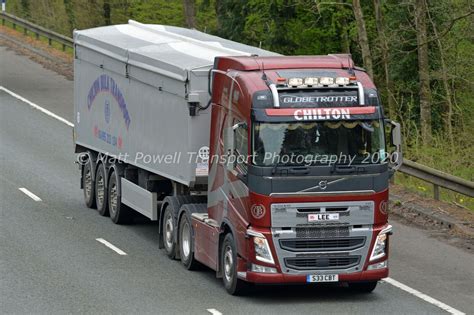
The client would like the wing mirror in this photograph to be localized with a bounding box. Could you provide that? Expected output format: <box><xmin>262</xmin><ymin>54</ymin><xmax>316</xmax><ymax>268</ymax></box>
<box><xmin>384</xmin><ymin>119</ymin><xmax>403</xmax><ymax>174</ymax></box>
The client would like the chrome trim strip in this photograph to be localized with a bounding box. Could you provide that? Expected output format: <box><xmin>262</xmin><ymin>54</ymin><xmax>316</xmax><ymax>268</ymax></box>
<box><xmin>357</xmin><ymin>82</ymin><xmax>365</xmax><ymax>105</ymax></box>
<box><xmin>269</xmin><ymin>190</ymin><xmax>376</xmax><ymax>197</ymax></box>
<box><xmin>269</xmin><ymin>83</ymin><xmax>280</xmax><ymax>108</ymax></box>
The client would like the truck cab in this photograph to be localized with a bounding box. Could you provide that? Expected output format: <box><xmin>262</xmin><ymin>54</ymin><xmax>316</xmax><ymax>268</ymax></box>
<box><xmin>191</xmin><ymin>54</ymin><xmax>401</xmax><ymax>294</ymax></box>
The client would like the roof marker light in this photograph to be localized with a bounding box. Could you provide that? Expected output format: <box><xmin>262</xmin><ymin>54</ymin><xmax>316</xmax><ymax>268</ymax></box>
<box><xmin>304</xmin><ymin>77</ymin><xmax>319</xmax><ymax>86</ymax></box>
<box><xmin>288</xmin><ymin>78</ymin><xmax>303</xmax><ymax>87</ymax></box>
<box><xmin>335</xmin><ymin>77</ymin><xmax>350</xmax><ymax>85</ymax></box>
<box><xmin>319</xmin><ymin>77</ymin><xmax>334</xmax><ymax>85</ymax></box>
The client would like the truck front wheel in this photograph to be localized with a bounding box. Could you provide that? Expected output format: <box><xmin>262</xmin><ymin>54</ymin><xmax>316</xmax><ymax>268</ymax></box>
<box><xmin>221</xmin><ymin>233</ymin><xmax>248</xmax><ymax>295</ymax></box>
<box><xmin>108</xmin><ymin>170</ymin><xmax>132</xmax><ymax>224</ymax></box>
<box><xmin>82</xmin><ymin>158</ymin><xmax>96</xmax><ymax>209</ymax></box>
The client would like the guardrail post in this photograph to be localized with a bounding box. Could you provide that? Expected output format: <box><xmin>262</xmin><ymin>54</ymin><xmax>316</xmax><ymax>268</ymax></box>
<box><xmin>2</xmin><ymin>18</ymin><xmax>5</xmax><ymax>26</ymax></box>
<box><xmin>48</xmin><ymin>38</ymin><xmax>52</xmax><ymax>46</ymax></box>
<box><xmin>35</xmin><ymin>32</ymin><xmax>39</xmax><ymax>40</ymax></box>
<box><xmin>433</xmin><ymin>184</ymin><xmax>440</xmax><ymax>200</ymax></box>
<box><xmin>12</xmin><ymin>22</ymin><xmax>15</xmax><ymax>29</ymax></box>
<box><xmin>62</xmin><ymin>43</ymin><xmax>66</xmax><ymax>51</ymax></box>
<box><xmin>23</xmin><ymin>27</ymin><xmax>27</xmax><ymax>35</ymax></box>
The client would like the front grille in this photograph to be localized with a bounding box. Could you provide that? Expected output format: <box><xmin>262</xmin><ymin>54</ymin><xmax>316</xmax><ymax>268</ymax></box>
<box><xmin>284</xmin><ymin>256</ymin><xmax>360</xmax><ymax>270</ymax></box>
<box><xmin>280</xmin><ymin>237</ymin><xmax>365</xmax><ymax>252</ymax></box>
<box><xmin>295</xmin><ymin>226</ymin><xmax>350</xmax><ymax>238</ymax></box>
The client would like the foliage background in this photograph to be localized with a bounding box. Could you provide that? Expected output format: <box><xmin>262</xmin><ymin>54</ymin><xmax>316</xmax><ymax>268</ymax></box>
<box><xmin>4</xmin><ymin>0</ymin><xmax>474</xmax><ymax>207</ymax></box>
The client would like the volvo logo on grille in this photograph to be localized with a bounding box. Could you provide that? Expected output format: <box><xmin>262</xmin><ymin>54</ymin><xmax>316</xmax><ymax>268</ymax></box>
<box><xmin>319</xmin><ymin>180</ymin><xmax>328</xmax><ymax>190</ymax></box>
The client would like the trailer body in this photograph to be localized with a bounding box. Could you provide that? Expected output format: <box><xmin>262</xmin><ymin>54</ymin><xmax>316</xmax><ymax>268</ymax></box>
<box><xmin>74</xmin><ymin>21</ymin><xmax>278</xmax><ymax>186</ymax></box>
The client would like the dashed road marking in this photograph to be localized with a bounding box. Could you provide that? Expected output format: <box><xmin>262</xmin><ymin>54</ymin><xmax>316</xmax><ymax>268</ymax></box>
<box><xmin>96</xmin><ymin>238</ymin><xmax>128</xmax><ymax>256</ymax></box>
<box><xmin>0</xmin><ymin>86</ymin><xmax>74</xmax><ymax>127</ymax></box>
<box><xmin>384</xmin><ymin>277</ymin><xmax>465</xmax><ymax>315</ymax></box>
<box><xmin>19</xmin><ymin>188</ymin><xmax>42</xmax><ymax>202</ymax></box>
<box><xmin>207</xmin><ymin>309</ymin><xmax>223</xmax><ymax>315</ymax></box>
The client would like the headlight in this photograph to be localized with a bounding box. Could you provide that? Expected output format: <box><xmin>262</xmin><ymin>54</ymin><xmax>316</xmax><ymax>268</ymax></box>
<box><xmin>247</xmin><ymin>230</ymin><xmax>275</xmax><ymax>264</ymax></box>
<box><xmin>369</xmin><ymin>225</ymin><xmax>392</xmax><ymax>261</ymax></box>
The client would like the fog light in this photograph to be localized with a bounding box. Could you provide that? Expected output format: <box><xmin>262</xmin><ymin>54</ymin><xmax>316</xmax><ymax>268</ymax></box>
<box><xmin>367</xmin><ymin>260</ymin><xmax>388</xmax><ymax>270</ymax></box>
<box><xmin>251</xmin><ymin>264</ymin><xmax>277</xmax><ymax>273</ymax></box>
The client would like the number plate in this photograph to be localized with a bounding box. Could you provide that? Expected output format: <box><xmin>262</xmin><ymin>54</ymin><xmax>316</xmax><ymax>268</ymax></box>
<box><xmin>308</xmin><ymin>213</ymin><xmax>339</xmax><ymax>222</ymax></box>
<box><xmin>307</xmin><ymin>274</ymin><xmax>339</xmax><ymax>283</ymax></box>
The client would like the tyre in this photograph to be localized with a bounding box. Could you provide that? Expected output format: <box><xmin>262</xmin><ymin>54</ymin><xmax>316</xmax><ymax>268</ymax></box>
<box><xmin>108</xmin><ymin>169</ymin><xmax>132</xmax><ymax>224</ymax></box>
<box><xmin>348</xmin><ymin>281</ymin><xmax>378</xmax><ymax>293</ymax></box>
<box><xmin>162</xmin><ymin>205</ymin><xmax>177</xmax><ymax>258</ymax></box>
<box><xmin>82</xmin><ymin>157</ymin><xmax>96</xmax><ymax>209</ymax></box>
<box><xmin>221</xmin><ymin>233</ymin><xmax>248</xmax><ymax>295</ymax></box>
<box><xmin>95</xmin><ymin>163</ymin><xmax>109</xmax><ymax>216</ymax></box>
<box><xmin>179</xmin><ymin>214</ymin><xmax>199</xmax><ymax>270</ymax></box>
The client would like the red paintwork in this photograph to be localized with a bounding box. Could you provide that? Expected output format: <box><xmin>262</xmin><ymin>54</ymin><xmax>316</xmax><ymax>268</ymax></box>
<box><xmin>265</xmin><ymin>106</ymin><xmax>376</xmax><ymax>116</ymax></box>
<box><xmin>194</xmin><ymin>55</ymin><xmax>388</xmax><ymax>285</ymax></box>
<box><xmin>245</xmin><ymin>267</ymin><xmax>388</xmax><ymax>284</ymax></box>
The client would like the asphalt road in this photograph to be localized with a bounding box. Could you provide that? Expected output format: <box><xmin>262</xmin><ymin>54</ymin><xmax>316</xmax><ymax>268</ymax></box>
<box><xmin>1</xmin><ymin>44</ymin><xmax>473</xmax><ymax>314</ymax></box>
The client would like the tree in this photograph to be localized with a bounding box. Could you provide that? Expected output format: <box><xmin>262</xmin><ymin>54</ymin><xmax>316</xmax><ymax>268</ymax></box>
<box><xmin>352</xmin><ymin>0</ymin><xmax>373</xmax><ymax>78</ymax></box>
<box><xmin>103</xmin><ymin>0</ymin><xmax>111</xmax><ymax>26</ymax></box>
<box><xmin>374</xmin><ymin>0</ymin><xmax>395</xmax><ymax>119</ymax></box>
<box><xmin>183</xmin><ymin>0</ymin><xmax>197</xmax><ymax>28</ymax></box>
<box><xmin>414</xmin><ymin>0</ymin><xmax>432</xmax><ymax>144</ymax></box>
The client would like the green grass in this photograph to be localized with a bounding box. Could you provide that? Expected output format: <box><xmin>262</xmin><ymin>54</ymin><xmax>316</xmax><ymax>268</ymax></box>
<box><xmin>399</xmin><ymin>132</ymin><xmax>474</xmax><ymax>211</ymax></box>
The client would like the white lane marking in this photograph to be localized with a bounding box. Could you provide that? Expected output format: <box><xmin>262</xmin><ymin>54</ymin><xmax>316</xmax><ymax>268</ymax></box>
<box><xmin>18</xmin><ymin>188</ymin><xmax>42</xmax><ymax>202</ymax></box>
<box><xmin>0</xmin><ymin>86</ymin><xmax>74</xmax><ymax>127</ymax></box>
<box><xmin>384</xmin><ymin>277</ymin><xmax>465</xmax><ymax>315</ymax></box>
<box><xmin>207</xmin><ymin>309</ymin><xmax>223</xmax><ymax>315</ymax></box>
<box><xmin>95</xmin><ymin>238</ymin><xmax>128</xmax><ymax>256</ymax></box>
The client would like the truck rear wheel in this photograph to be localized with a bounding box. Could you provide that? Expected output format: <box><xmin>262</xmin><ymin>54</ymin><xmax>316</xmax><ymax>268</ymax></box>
<box><xmin>162</xmin><ymin>206</ymin><xmax>176</xmax><ymax>258</ymax></box>
<box><xmin>221</xmin><ymin>233</ymin><xmax>248</xmax><ymax>295</ymax></box>
<box><xmin>348</xmin><ymin>281</ymin><xmax>378</xmax><ymax>293</ymax></box>
<box><xmin>108</xmin><ymin>169</ymin><xmax>132</xmax><ymax>224</ymax></box>
<box><xmin>82</xmin><ymin>158</ymin><xmax>96</xmax><ymax>209</ymax></box>
<box><xmin>179</xmin><ymin>214</ymin><xmax>199</xmax><ymax>270</ymax></box>
<box><xmin>95</xmin><ymin>163</ymin><xmax>109</xmax><ymax>216</ymax></box>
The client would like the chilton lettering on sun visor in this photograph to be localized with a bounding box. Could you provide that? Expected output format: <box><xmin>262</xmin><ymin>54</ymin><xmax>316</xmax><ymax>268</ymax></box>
<box><xmin>264</xmin><ymin>107</ymin><xmax>376</xmax><ymax>121</ymax></box>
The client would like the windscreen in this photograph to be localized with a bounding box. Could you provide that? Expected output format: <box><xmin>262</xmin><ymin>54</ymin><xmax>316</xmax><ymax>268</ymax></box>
<box><xmin>252</xmin><ymin>120</ymin><xmax>386</xmax><ymax>166</ymax></box>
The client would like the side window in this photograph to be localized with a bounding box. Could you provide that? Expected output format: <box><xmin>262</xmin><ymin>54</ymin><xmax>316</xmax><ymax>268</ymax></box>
<box><xmin>233</xmin><ymin>120</ymin><xmax>248</xmax><ymax>175</ymax></box>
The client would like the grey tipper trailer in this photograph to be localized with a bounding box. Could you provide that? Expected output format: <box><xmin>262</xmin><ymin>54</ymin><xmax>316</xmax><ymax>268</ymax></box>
<box><xmin>73</xmin><ymin>20</ymin><xmax>278</xmax><ymax>221</ymax></box>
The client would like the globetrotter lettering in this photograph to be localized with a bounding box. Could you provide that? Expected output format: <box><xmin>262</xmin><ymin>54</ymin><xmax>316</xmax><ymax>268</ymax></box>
<box><xmin>282</xmin><ymin>95</ymin><xmax>357</xmax><ymax>104</ymax></box>
<box><xmin>294</xmin><ymin>108</ymin><xmax>351</xmax><ymax>121</ymax></box>
<box><xmin>87</xmin><ymin>74</ymin><xmax>131</xmax><ymax>130</ymax></box>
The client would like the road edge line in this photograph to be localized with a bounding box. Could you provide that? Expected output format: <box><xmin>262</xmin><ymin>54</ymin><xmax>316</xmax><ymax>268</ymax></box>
<box><xmin>96</xmin><ymin>238</ymin><xmax>128</xmax><ymax>256</ymax></box>
<box><xmin>19</xmin><ymin>188</ymin><xmax>42</xmax><ymax>202</ymax></box>
<box><xmin>0</xmin><ymin>86</ymin><xmax>74</xmax><ymax>127</ymax></box>
<box><xmin>384</xmin><ymin>277</ymin><xmax>465</xmax><ymax>315</ymax></box>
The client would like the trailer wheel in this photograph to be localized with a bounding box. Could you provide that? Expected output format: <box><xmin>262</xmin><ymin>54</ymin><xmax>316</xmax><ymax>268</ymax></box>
<box><xmin>162</xmin><ymin>205</ymin><xmax>177</xmax><ymax>258</ymax></box>
<box><xmin>82</xmin><ymin>158</ymin><xmax>96</xmax><ymax>209</ymax></box>
<box><xmin>221</xmin><ymin>233</ymin><xmax>248</xmax><ymax>295</ymax></box>
<box><xmin>348</xmin><ymin>281</ymin><xmax>378</xmax><ymax>293</ymax></box>
<box><xmin>95</xmin><ymin>163</ymin><xmax>109</xmax><ymax>216</ymax></box>
<box><xmin>179</xmin><ymin>214</ymin><xmax>199</xmax><ymax>270</ymax></box>
<box><xmin>108</xmin><ymin>169</ymin><xmax>132</xmax><ymax>224</ymax></box>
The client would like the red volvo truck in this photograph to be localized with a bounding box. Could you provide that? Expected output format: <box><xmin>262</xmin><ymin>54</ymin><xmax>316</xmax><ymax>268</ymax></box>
<box><xmin>74</xmin><ymin>21</ymin><xmax>402</xmax><ymax>295</ymax></box>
